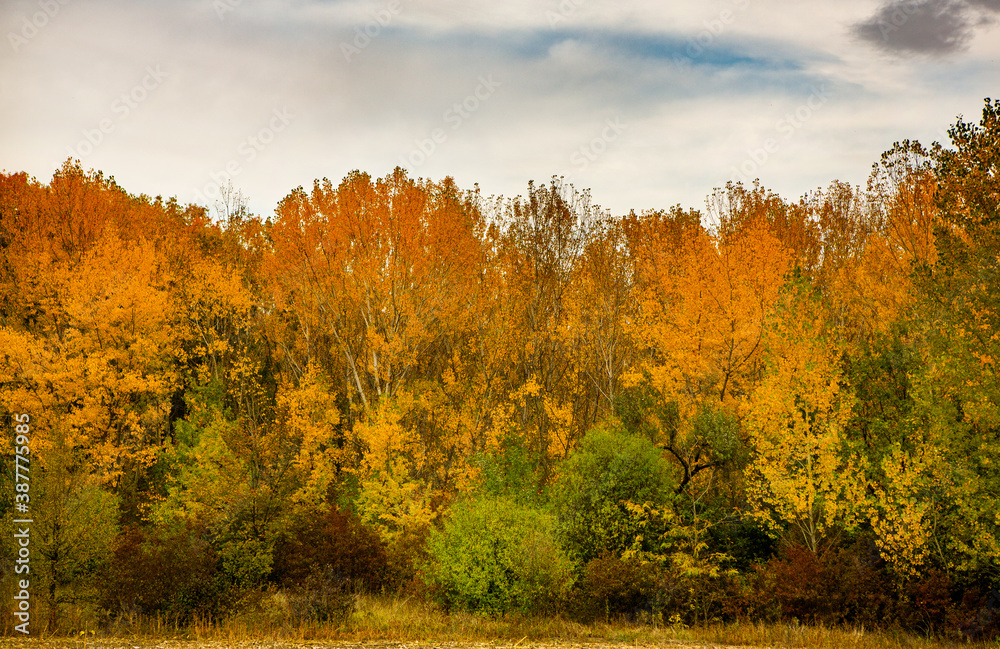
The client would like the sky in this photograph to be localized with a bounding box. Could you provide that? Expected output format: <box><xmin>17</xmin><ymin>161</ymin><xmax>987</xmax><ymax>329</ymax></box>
<box><xmin>2</xmin><ymin>0</ymin><xmax>999</xmax><ymax>220</ymax></box>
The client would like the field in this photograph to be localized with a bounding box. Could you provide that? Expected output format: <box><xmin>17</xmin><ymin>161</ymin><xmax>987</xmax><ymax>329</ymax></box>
<box><xmin>0</xmin><ymin>634</ymin><xmax>989</xmax><ymax>649</ymax></box>
<box><xmin>0</xmin><ymin>593</ymin><xmax>991</xmax><ymax>649</ymax></box>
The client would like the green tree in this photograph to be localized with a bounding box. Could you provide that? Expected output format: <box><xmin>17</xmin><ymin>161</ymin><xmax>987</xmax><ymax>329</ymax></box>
<box><xmin>889</xmin><ymin>97</ymin><xmax>1000</xmax><ymax>574</ymax></box>
<box><xmin>33</xmin><ymin>455</ymin><xmax>118</xmax><ymax>630</ymax></box>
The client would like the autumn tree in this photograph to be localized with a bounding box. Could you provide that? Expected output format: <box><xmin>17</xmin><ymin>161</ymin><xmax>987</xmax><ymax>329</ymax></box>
<box><xmin>267</xmin><ymin>169</ymin><xmax>486</xmax><ymax>541</ymax></box>
<box><xmin>886</xmin><ymin>98</ymin><xmax>1000</xmax><ymax>574</ymax></box>
<box><xmin>745</xmin><ymin>283</ymin><xmax>857</xmax><ymax>554</ymax></box>
<box><xmin>489</xmin><ymin>180</ymin><xmax>602</xmax><ymax>475</ymax></box>
<box><xmin>563</xmin><ymin>217</ymin><xmax>637</xmax><ymax>421</ymax></box>
<box><xmin>0</xmin><ymin>162</ymin><xmax>190</xmax><ymax>502</ymax></box>
<box><xmin>623</xmin><ymin>195</ymin><xmax>790</xmax><ymax>515</ymax></box>
<box><xmin>0</xmin><ymin>161</ymin><xmax>205</xmax><ymax>626</ymax></box>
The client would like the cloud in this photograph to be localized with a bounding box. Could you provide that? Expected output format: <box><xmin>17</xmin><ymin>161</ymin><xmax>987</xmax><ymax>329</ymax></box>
<box><xmin>2</xmin><ymin>0</ymin><xmax>996</xmax><ymax>220</ymax></box>
<box><xmin>851</xmin><ymin>0</ymin><xmax>1000</xmax><ymax>55</ymax></box>
<box><xmin>967</xmin><ymin>0</ymin><xmax>1000</xmax><ymax>9</ymax></box>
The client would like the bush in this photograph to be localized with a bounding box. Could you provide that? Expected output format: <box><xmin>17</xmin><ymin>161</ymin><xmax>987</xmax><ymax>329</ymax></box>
<box><xmin>219</xmin><ymin>537</ymin><xmax>273</xmax><ymax>591</ymax></box>
<box><xmin>574</xmin><ymin>552</ymin><xmax>661</xmax><ymax>621</ymax></box>
<box><xmin>707</xmin><ymin>518</ymin><xmax>775</xmax><ymax>572</ymax></box>
<box><xmin>281</xmin><ymin>564</ymin><xmax>356</xmax><ymax>623</ymax></box>
<box><xmin>574</xmin><ymin>551</ymin><xmax>748</xmax><ymax>626</ymax></box>
<box><xmin>423</xmin><ymin>496</ymin><xmax>574</xmax><ymax>616</ymax></box>
<box><xmin>658</xmin><ymin>565</ymin><xmax>748</xmax><ymax>626</ymax></box>
<box><xmin>756</xmin><ymin>538</ymin><xmax>897</xmax><ymax>628</ymax></box>
<box><xmin>474</xmin><ymin>439</ymin><xmax>546</xmax><ymax>506</ymax></box>
<box><xmin>100</xmin><ymin>522</ymin><xmax>220</xmax><ymax>621</ymax></box>
<box><xmin>763</xmin><ymin>544</ymin><xmax>838</xmax><ymax>624</ymax></box>
<box><xmin>552</xmin><ymin>424</ymin><xmax>676</xmax><ymax>565</ymax></box>
<box><xmin>272</xmin><ymin>505</ymin><xmax>390</xmax><ymax>591</ymax></box>
<box><xmin>955</xmin><ymin>586</ymin><xmax>1000</xmax><ymax>641</ymax></box>
<box><xmin>900</xmin><ymin>568</ymin><xmax>953</xmax><ymax>635</ymax></box>
<box><xmin>829</xmin><ymin>539</ymin><xmax>897</xmax><ymax>628</ymax></box>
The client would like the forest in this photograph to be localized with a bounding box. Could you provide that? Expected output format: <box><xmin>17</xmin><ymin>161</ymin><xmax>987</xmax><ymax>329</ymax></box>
<box><xmin>0</xmin><ymin>98</ymin><xmax>998</xmax><ymax>640</ymax></box>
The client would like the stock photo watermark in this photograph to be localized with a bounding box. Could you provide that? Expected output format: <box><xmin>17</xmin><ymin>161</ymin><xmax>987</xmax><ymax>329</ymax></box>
<box><xmin>61</xmin><ymin>65</ymin><xmax>168</xmax><ymax>162</ymax></box>
<box><xmin>7</xmin><ymin>0</ymin><xmax>71</xmax><ymax>53</ymax></box>
<box><xmin>874</xmin><ymin>0</ymin><xmax>921</xmax><ymax>40</ymax></box>
<box><xmin>398</xmin><ymin>75</ymin><xmax>502</xmax><ymax>169</ymax></box>
<box><xmin>193</xmin><ymin>107</ymin><xmax>294</xmax><ymax>206</ymax></box>
<box><xmin>213</xmin><ymin>0</ymin><xmax>243</xmax><ymax>20</ymax></box>
<box><xmin>570</xmin><ymin>117</ymin><xmax>627</xmax><ymax>172</ymax></box>
<box><xmin>673</xmin><ymin>0</ymin><xmax>751</xmax><ymax>71</ymax></box>
<box><xmin>341</xmin><ymin>0</ymin><xmax>406</xmax><ymax>62</ymax></box>
<box><xmin>730</xmin><ymin>85</ymin><xmax>831</xmax><ymax>184</ymax></box>
<box><xmin>546</xmin><ymin>0</ymin><xmax>586</xmax><ymax>28</ymax></box>
<box><xmin>12</xmin><ymin>414</ymin><xmax>32</xmax><ymax>635</ymax></box>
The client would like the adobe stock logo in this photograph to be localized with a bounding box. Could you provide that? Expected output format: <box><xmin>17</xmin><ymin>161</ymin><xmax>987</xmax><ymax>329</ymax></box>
<box><xmin>873</xmin><ymin>0</ymin><xmax>921</xmax><ymax>40</ymax></box>
<box><xmin>213</xmin><ymin>0</ymin><xmax>243</xmax><ymax>20</ymax></box>
<box><xmin>570</xmin><ymin>118</ymin><xmax>627</xmax><ymax>172</ymax></box>
<box><xmin>398</xmin><ymin>75</ymin><xmax>502</xmax><ymax>168</ymax></box>
<box><xmin>546</xmin><ymin>0</ymin><xmax>586</xmax><ymax>28</ymax></box>
<box><xmin>673</xmin><ymin>0</ymin><xmax>751</xmax><ymax>71</ymax></box>
<box><xmin>340</xmin><ymin>0</ymin><xmax>408</xmax><ymax>62</ymax></box>
<box><xmin>730</xmin><ymin>85</ymin><xmax>831</xmax><ymax>184</ymax></box>
<box><xmin>193</xmin><ymin>107</ymin><xmax>294</xmax><ymax>206</ymax></box>
<box><xmin>7</xmin><ymin>0</ymin><xmax>72</xmax><ymax>53</ymax></box>
<box><xmin>63</xmin><ymin>66</ymin><xmax>169</xmax><ymax>161</ymax></box>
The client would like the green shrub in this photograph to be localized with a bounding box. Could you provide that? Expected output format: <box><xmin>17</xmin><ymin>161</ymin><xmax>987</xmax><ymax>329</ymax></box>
<box><xmin>219</xmin><ymin>536</ymin><xmax>273</xmax><ymax>590</ymax></box>
<box><xmin>422</xmin><ymin>496</ymin><xmax>573</xmax><ymax>616</ymax></box>
<box><xmin>474</xmin><ymin>438</ymin><xmax>546</xmax><ymax>506</ymax></box>
<box><xmin>552</xmin><ymin>424</ymin><xmax>676</xmax><ymax>564</ymax></box>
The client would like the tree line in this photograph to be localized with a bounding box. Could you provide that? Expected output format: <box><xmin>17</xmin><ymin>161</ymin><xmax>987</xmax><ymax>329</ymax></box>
<box><xmin>0</xmin><ymin>98</ymin><xmax>998</xmax><ymax>637</ymax></box>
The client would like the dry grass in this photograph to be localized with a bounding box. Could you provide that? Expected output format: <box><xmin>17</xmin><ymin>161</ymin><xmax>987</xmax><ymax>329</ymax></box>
<box><xmin>2</xmin><ymin>594</ymin><xmax>996</xmax><ymax>649</ymax></box>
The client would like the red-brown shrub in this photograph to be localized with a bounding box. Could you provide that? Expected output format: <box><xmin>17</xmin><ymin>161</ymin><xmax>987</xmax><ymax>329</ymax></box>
<box><xmin>573</xmin><ymin>552</ymin><xmax>661</xmax><ymax>621</ymax></box>
<box><xmin>899</xmin><ymin>569</ymin><xmax>953</xmax><ymax>634</ymax></box>
<box><xmin>100</xmin><ymin>523</ymin><xmax>220</xmax><ymax>620</ymax></box>
<box><xmin>665</xmin><ymin>569</ymin><xmax>750</xmax><ymax>625</ymax></box>
<box><xmin>764</xmin><ymin>544</ymin><xmax>837</xmax><ymax>624</ymax></box>
<box><xmin>758</xmin><ymin>538</ymin><xmax>896</xmax><ymax>627</ymax></box>
<box><xmin>272</xmin><ymin>506</ymin><xmax>390</xmax><ymax>592</ymax></box>
<box><xmin>955</xmin><ymin>586</ymin><xmax>1000</xmax><ymax>640</ymax></box>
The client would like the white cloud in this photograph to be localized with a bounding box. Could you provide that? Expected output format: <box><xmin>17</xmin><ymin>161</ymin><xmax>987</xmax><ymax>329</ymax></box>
<box><xmin>2</xmin><ymin>0</ymin><xmax>997</xmax><ymax>218</ymax></box>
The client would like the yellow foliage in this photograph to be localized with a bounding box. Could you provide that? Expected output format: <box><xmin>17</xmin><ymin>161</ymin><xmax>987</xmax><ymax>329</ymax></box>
<box><xmin>746</xmin><ymin>289</ymin><xmax>855</xmax><ymax>553</ymax></box>
<box><xmin>635</xmin><ymin>215</ymin><xmax>791</xmax><ymax>418</ymax></box>
<box><xmin>351</xmin><ymin>394</ymin><xmax>439</xmax><ymax>542</ymax></box>
<box><xmin>276</xmin><ymin>362</ymin><xmax>343</xmax><ymax>511</ymax></box>
<box><xmin>356</xmin><ymin>455</ymin><xmax>436</xmax><ymax>544</ymax></box>
<box><xmin>865</xmin><ymin>444</ymin><xmax>935</xmax><ymax>574</ymax></box>
<box><xmin>1</xmin><ymin>223</ymin><xmax>179</xmax><ymax>484</ymax></box>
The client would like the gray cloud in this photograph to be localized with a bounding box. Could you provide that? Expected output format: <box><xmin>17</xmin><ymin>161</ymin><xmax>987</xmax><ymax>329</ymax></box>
<box><xmin>968</xmin><ymin>0</ymin><xmax>1000</xmax><ymax>9</ymax></box>
<box><xmin>851</xmin><ymin>0</ymin><xmax>999</xmax><ymax>55</ymax></box>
